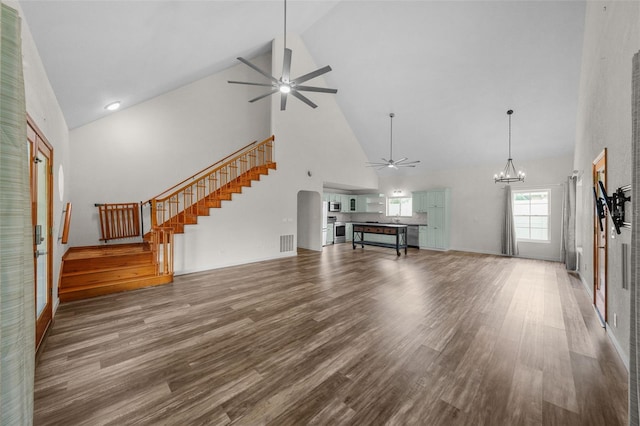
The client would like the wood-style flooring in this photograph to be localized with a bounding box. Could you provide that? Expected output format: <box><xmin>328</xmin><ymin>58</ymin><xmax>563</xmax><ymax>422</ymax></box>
<box><xmin>34</xmin><ymin>245</ymin><xmax>628</xmax><ymax>425</ymax></box>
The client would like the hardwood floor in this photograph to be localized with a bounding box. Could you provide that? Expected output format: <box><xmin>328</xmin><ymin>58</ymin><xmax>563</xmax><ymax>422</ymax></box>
<box><xmin>34</xmin><ymin>245</ymin><xmax>628</xmax><ymax>425</ymax></box>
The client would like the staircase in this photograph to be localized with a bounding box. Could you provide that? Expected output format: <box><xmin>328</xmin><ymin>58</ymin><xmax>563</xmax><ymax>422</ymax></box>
<box><xmin>150</xmin><ymin>135</ymin><xmax>276</xmax><ymax>234</ymax></box>
<box><xmin>59</xmin><ymin>136</ymin><xmax>276</xmax><ymax>302</ymax></box>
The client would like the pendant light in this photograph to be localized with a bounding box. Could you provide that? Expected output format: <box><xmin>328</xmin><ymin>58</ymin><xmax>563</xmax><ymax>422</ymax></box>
<box><xmin>494</xmin><ymin>109</ymin><xmax>525</xmax><ymax>183</ymax></box>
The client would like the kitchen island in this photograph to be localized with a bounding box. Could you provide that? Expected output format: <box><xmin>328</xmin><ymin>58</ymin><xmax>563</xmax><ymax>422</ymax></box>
<box><xmin>352</xmin><ymin>223</ymin><xmax>408</xmax><ymax>256</ymax></box>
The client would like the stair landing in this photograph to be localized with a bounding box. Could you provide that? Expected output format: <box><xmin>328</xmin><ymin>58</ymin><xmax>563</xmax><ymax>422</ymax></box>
<box><xmin>59</xmin><ymin>243</ymin><xmax>173</xmax><ymax>302</ymax></box>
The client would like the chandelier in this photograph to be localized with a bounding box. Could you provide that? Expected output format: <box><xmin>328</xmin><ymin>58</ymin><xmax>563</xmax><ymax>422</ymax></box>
<box><xmin>494</xmin><ymin>109</ymin><xmax>525</xmax><ymax>183</ymax></box>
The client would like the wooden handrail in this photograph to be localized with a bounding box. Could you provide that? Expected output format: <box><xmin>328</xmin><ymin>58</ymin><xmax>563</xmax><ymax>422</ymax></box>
<box><xmin>149</xmin><ymin>138</ymin><xmax>266</xmax><ymax>202</ymax></box>
<box><xmin>150</xmin><ymin>136</ymin><xmax>275</xmax><ymax>229</ymax></box>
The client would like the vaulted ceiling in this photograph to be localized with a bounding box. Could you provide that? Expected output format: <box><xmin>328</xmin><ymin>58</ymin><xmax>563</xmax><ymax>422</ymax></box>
<box><xmin>20</xmin><ymin>0</ymin><xmax>585</xmax><ymax>174</ymax></box>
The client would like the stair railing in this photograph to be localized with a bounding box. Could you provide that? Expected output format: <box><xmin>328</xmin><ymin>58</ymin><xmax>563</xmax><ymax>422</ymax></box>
<box><xmin>148</xmin><ymin>136</ymin><xmax>275</xmax><ymax>230</ymax></box>
<box><xmin>148</xmin><ymin>226</ymin><xmax>174</xmax><ymax>276</ymax></box>
<box><xmin>95</xmin><ymin>202</ymin><xmax>141</xmax><ymax>242</ymax></box>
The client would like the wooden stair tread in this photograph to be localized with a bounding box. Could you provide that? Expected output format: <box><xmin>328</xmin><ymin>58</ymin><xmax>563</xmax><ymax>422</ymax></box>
<box><xmin>61</xmin><ymin>262</ymin><xmax>154</xmax><ymax>278</ymax></box>
<box><xmin>63</xmin><ymin>243</ymin><xmax>150</xmax><ymax>260</ymax></box>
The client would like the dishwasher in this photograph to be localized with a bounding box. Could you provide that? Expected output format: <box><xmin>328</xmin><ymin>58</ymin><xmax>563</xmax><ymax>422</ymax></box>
<box><xmin>407</xmin><ymin>225</ymin><xmax>419</xmax><ymax>247</ymax></box>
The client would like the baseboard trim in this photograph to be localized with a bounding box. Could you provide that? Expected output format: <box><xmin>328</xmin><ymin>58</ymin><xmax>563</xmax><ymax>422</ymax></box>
<box><xmin>606</xmin><ymin>325</ymin><xmax>629</xmax><ymax>372</ymax></box>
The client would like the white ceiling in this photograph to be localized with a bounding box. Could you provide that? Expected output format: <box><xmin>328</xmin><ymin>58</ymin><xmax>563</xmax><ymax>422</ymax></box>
<box><xmin>19</xmin><ymin>0</ymin><xmax>585</xmax><ymax>174</ymax></box>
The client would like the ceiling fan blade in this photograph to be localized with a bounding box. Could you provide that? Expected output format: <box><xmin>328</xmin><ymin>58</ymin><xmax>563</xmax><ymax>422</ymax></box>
<box><xmin>280</xmin><ymin>92</ymin><xmax>288</xmax><ymax>111</ymax></box>
<box><xmin>290</xmin><ymin>90</ymin><xmax>318</xmax><ymax>108</ymax></box>
<box><xmin>228</xmin><ymin>80</ymin><xmax>275</xmax><ymax>87</ymax></box>
<box><xmin>291</xmin><ymin>65</ymin><xmax>332</xmax><ymax>85</ymax></box>
<box><xmin>397</xmin><ymin>160</ymin><xmax>421</xmax><ymax>165</ymax></box>
<box><xmin>394</xmin><ymin>157</ymin><xmax>408</xmax><ymax>163</ymax></box>
<box><xmin>249</xmin><ymin>89</ymin><xmax>279</xmax><ymax>103</ymax></box>
<box><xmin>294</xmin><ymin>85</ymin><xmax>338</xmax><ymax>94</ymax></box>
<box><xmin>237</xmin><ymin>57</ymin><xmax>279</xmax><ymax>84</ymax></box>
<box><xmin>282</xmin><ymin>48</ymin><xmax>292</xmax><ymax>83</ymax></box>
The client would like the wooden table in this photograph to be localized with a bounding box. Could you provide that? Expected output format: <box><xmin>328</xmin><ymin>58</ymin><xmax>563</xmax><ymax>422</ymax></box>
<box><xmin>352</xmin><ymin>223</ymin><xmax>408</xmax><ymax>256</ymax></box>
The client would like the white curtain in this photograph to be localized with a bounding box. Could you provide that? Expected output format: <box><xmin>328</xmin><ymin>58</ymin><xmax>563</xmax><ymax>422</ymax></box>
<box><xmin>0</xmin><ymin>4</ymin><xmax>34</xmax><ymax>425</ymax></box>
<box><xmin>630</xmin><ymin>50</ymin><xmax>640</xmax><ymax>426</ymax></box>
<box><xmin>502</xmin><ymin>185</ymin><xmax>518</xmax><ymax>256</ymax></box>
<box><xmin>563</xmin><ymin>176</ymin><xmax>577</xmax><ymax>270</ymax></box>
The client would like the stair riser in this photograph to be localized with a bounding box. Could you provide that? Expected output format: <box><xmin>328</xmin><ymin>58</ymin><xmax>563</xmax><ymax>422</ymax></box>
<box><xmin>61</xmin><ymin>264</ymin><xmax>158</xmax><ymax>288</ymax></box>
<box><xmin>59</xmin><ymin>276</ymin><xmax>173</xmax><ymax>303</ymax></box>
<box><xmin>62</xmin><ymin>253</ymin><xmax>153</xmax><ymax>274</ymax></box>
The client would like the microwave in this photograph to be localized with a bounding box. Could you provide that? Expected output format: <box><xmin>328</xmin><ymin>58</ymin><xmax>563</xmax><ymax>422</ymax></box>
<box><xmin>328</xmin><ymin>201</ymin><xmax>341</xmax><ymax>212</ymax></box>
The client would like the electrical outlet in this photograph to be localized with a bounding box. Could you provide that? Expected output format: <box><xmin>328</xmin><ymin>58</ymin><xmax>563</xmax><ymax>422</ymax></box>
<box><xmin>614</xmin><ymin>313</ymin><xmax>617</xmax><ymax>327</ymax></box>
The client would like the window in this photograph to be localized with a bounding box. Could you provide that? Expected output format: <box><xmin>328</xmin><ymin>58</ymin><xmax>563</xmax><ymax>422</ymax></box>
<box><xmin>513</xmin><ymin>190</ymin><xmax>550</xmax><ymax>241</ymax></box>
<box><xmin>387</xmin><ymin>197</ymin><xmax>412</xmax><ymax>217</ymax></box>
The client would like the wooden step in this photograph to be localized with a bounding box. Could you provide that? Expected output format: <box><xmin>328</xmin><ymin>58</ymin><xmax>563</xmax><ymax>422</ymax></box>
<box><xmin>60</xmin><ymin>263</ymin><xmax>158</xmax><ymax>288</ymax></box>
<box><xmin>62</xmin><ymin>244</ymin><xmax>152</xmax><ymax>273</ymax></box>
<box><xmin>59</xmin><ymin>275</ymin><xmax>173</xmax><ymax>302</ymax></box>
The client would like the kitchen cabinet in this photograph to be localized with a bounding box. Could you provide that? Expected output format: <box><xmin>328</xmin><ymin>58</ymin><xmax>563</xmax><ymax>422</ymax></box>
<box><xmin>415</xmin><ymin>189</ymin><xmax>450</xmax><ymax>250</ymax></box>
<box><xmin>419</xmin><ymin>226</ymin><xmax>427</xmax><ymax>247</ymax></box>
<box><xmin>340</xmin><ymin>195</ymin><xmax>351</xmax><ymax>213</ymax></box>
<box><xmin>346</xmin><ymin>223</ymin><xmax>353</xmax><ymax>241</ymax></box>
<box><xmin>326</xmin><ymin>223</ymin><xmax>334</xmax><ymax>244</ymax></box>
<box><xmin>412</xmin><ymin>191</ymin><xmax>427</xmax><ymax>213</ymax></box>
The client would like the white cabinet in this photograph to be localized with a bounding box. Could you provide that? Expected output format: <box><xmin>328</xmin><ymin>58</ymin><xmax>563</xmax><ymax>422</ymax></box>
<box><xmin>412</xmin><ymin>191</ymin><xmax>427</xmax><ymax>213</ymax></box>
<box><xmin>326</xmin><ymin>223</ymin><xmax>334</xmax><ymax>244</ymax></box>
<box><xmin>340</xmin><ymin>195</ymin><xmax>351</xmax><ymax>213</ymax></box>
<box><xmin>346</xmin><ymin>223</ymin><xmax>353</xmax><ymax>241</ymax></box>
<box><xmin>416</xmin><ymin>189</ymin><xmax>450</xmax><ymax>250</ymax></box>
<box><xmin>419</xmin><ymin>225</ymin><xmax>427</xmax><ymax>247</ymax></box>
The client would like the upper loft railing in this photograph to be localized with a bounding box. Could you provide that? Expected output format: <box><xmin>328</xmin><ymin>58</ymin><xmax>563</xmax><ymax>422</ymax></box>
<box><xmin>148</xmin><ymin>136</ymin><xmax>275</xmax><ymax>230</ymax></box>
<box><xmin>95</xmin><ymin>202</ymin><xmax>141</xmax><ymax>242</ymax></box>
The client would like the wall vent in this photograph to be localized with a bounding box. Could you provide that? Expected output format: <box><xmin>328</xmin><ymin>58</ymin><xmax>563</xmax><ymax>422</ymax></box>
<box><xmin>280</xmin><ymin>234</ymin><xmax>294</xmax><ymax>252</ymax></box>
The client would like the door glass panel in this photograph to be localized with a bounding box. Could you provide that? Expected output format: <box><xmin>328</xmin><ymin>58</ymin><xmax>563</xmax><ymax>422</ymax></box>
<box><xmin>36</xmin><ymin>151</ymin><xmax>49</xmax><ymax>318</ymax></box>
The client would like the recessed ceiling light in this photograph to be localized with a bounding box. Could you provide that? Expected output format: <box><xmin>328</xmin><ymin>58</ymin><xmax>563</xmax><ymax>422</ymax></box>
<box><xmin>105</xmin><ymin>101</ymin><xmax>121</xmax><ymax>111</ymax></box>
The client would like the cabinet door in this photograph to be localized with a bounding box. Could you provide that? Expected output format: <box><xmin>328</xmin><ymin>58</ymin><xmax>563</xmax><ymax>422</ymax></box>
<box><xmin>419</xmin><ymin>226</ymin><xmax>427</xmax><ymax>247</ymax></box>
<box><xmin>427</xmin><ymin>191</ymin><xmax>445</xmax><ymax>208</ymax></box>
<box><xmin>346</xmin><ymin>223</ymin><xmax>353</xmax><ymax>241</ymax></box>
<box><xmin>327</xmin><ymin>224</ymin><xmax>334</xmax><ymax>243</ymax></box>
<box><xmin>341</xmin><ymin>195</ymin><xmax>350</xmax><ymax>212</ymax></box>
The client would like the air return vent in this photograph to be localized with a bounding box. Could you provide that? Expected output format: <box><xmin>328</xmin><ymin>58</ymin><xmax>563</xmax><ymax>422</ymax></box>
<box><xmin>280</xmin><ymin>234</ymin><xmax>294</xmax><ymax>252</ymax></box>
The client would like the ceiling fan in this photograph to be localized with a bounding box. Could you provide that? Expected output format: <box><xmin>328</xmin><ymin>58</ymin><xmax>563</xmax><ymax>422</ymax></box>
<box><xmin>367</xmin><ymin>113</ymin><xmax>421</xmax><ymax>169</ymax></box>
<box><xmin>228</xmin><ymin>0</ymin><xmax>337</xmax><ymax>111</ymax></box>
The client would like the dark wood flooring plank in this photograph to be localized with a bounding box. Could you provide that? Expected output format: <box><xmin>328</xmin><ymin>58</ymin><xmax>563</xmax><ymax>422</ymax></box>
<box><xmin>33</xmin><ymin>245</ymin><xmax>628</xmax><ymax>425</ymax></box>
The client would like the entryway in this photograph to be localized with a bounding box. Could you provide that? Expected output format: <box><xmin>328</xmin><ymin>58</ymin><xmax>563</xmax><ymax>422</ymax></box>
<box><xmin>28</xmin><ymin>116</ymin><xmax>53</xmax><ymax>349</ymax></box>
<box><xmin>592</xmin><ymin>148</ymin><xmax>607</xmax><ymax>325</ymax></box>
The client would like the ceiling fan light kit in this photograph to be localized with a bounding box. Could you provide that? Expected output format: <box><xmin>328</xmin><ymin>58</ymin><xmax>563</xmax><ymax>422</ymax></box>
<box><xmin>366</xmin><ymin>113</ymin><xmax>421</xmax><ymax>170</ymax></box>
<box><xmin>494</xmin><ymin>109</ymin><xmax>525</xmax><ymax>183</ymax></box>
<box><xmin>228</xmin><ymin>0</ymin><xmax>337</xmax><ymax>111</ymax></box>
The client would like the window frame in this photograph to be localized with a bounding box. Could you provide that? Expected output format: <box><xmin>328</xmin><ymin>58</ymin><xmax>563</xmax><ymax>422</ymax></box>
<box><xmin>512</xmin><ymin>189</ymin><xmax>551</xmax><ymax>243</ymax></box>
<box><xmin>387</xmin><ymin>196</ymin><xmax>413</xmax><ymax>217</ymax></box>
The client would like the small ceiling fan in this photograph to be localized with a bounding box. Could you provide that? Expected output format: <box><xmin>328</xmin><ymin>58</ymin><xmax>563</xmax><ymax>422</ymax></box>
<box><xmin>228</xmin><ymin>0</ymin><xmax>337</xmax><ymax>111</ymax></box>
<box><xmin>367</xmin><ymin>113</ymin><xmax>421</xmax><ymax>169</ymax></box>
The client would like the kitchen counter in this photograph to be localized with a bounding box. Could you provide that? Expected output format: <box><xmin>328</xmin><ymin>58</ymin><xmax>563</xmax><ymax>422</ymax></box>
<box><xmin>352</xmin><ymin>223</ymin><xmax>408</xmax><ymax>256</ymax></box>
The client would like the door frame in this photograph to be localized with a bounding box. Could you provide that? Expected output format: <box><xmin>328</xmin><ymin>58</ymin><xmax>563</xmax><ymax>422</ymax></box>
<box><xmin>592</xmin><ymin>148</ymin><xmax>607</xmax><ymax>324</ymax></box>
<box><xmin>28</xmin><ymin>114</ymin><xmax>54</xmax><ymax>349</ymax></box>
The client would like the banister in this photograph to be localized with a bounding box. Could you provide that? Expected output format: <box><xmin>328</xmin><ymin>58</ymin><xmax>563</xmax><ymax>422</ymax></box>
<box><xmin>149</xmin><ymin>135</ymin><xmax>275</xmax><ymax>229</ymax></box>
<box><xmin>149</xmin><ymin>137</ymin><xmax>272</xmax><ymax>202</ymax></box>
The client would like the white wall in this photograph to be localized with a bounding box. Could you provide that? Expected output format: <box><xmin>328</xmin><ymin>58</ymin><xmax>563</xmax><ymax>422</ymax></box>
<box><xmin>10</xmin><ymin>1</ymin><xmax>71</xmax><ymax>311</ymax></box>
<box><xmin>573</xmin><ymin>0</ymin><xmax>640</xmax><ymax>364</ymax></box>
<box><xmin>378</xmin><ymin>154</ymin><xmax>573</xmax><ymax>261</ymax></box>
<box><xmin>68</xmin><ymin>34</ymin><xmax>377</xmax><ymax>274</ymax></box>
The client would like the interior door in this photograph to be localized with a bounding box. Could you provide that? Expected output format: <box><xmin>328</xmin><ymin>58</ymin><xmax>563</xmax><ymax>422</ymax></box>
<box><xmin>593</xmin><ymin>149</ymin><xmax>607</xmax><ymax>324</ymax></box>
<box><xmin>28</xmin><ymin>117</ymin><xmax>53</xmax><ymax>349</ymax></box>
